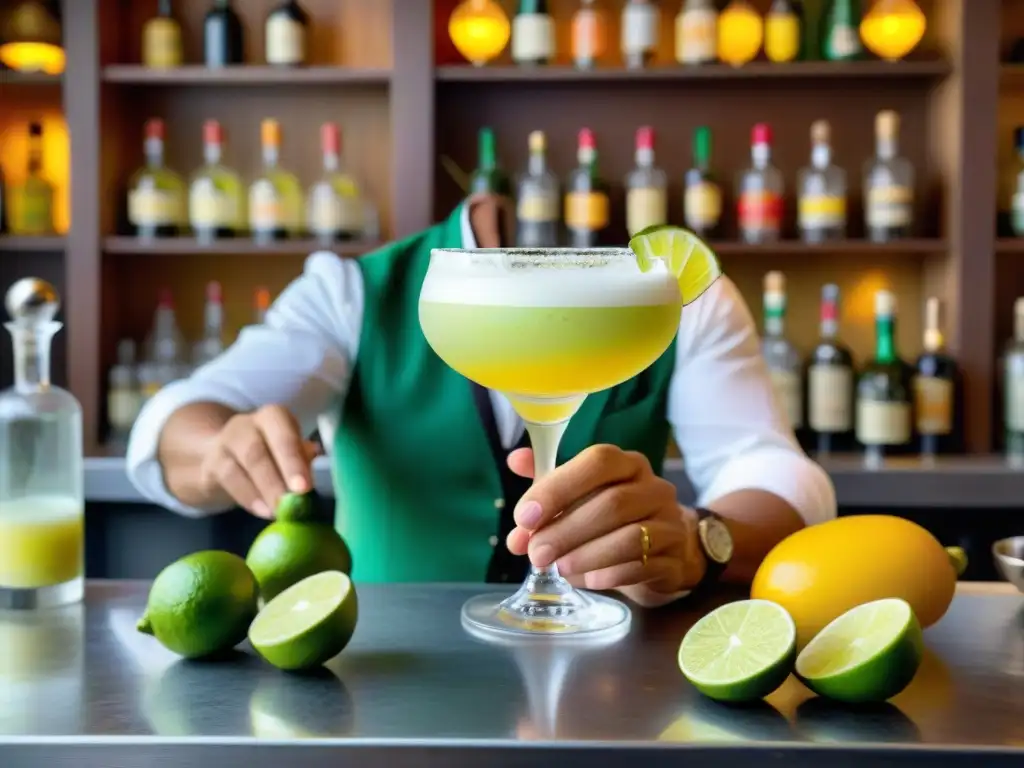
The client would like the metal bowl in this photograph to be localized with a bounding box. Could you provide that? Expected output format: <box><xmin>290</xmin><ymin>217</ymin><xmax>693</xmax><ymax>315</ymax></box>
<box><xmin>993</xmin><ymin>537</ymin><xmax>1024</xmax><ymax>593</ymax></box>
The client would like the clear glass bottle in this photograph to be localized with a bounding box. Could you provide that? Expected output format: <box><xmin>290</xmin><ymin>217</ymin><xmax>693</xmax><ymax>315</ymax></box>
<box><xmin>307</xmin><ymin>122</ymin><xmax>366</xmax><ymax>244</ymax></box>
<box><xmin>621</xmin><ymin>0</ymin><xmax>658</xmax><ymax>69</ymax></box>
<box><xmin>797</xmin><ymin>119</ymin><xmax>846</xmax><ymax>242</ymax></box>
<box><xmin>249</xmin><ymin>118</ymin><xmax>304</xmax><ymax>243</ymax></box>
<box><xmin>0</xmin><ymin>278</ymin><xmax>84</xmax><ymax>609</ymax></box>
<box><xmin>624</xmin><ymin>125</ymin><xmax>667</xmax><ymax>237</ymax></box>
<box><xmin>128</xmin><ymin>118</ymin><xmax>186</xmax><ymax>240</ymax></box>
<box><xmin>675</xmin><ymin>0</ymin><xmax>718</xmax><ymax>65</ymax></box>
<box><xmin>516</xmin><ymin>130</ymin><xmax>559</xmax><ymax>247</ymax></box>
<box><xmin>106</xmin><ymin>338</ymin><xmax>141</xmax><ymax>450</ymax></box>
<box><xmin>737</xmin><ymin>123</ymin><xmax>783</xmax><ymax>244</ymax></box>
<box><xmin>189</xmin><ymin>120</ymin><xmax>245</xmax><ymax>243</ymax></box>
<box><xmin>864</xmin><ymin>110</ymin><xmax>914</xmax><ymax>242</ymax></box>
<box><xmin>1004</xmin><ymin>297</ymin><xmax>1024</xmax><ymax>464</ymax></box>
<box><xmin>571</xmin><ymin>0</ymin><xmax>607</xmax><ymax>69</ymax></box>
<box><xmin>807</xmin><ymin>283</ymin><xmax>855</xmax><ymax>455</ymax></box>
<box><xmin>192</xmin><ymin>281</ymin><xmax>225</xmax><ymax>367</ymax></box>
<box><xmin>761</xmin><ymin>271</ymin><xmax>803</xmax><ymax>436</ymax></box>
<box><xmin>564</xmin><ymin>128</ymin><xmax>610</xmax><ymax>247</ymax></box>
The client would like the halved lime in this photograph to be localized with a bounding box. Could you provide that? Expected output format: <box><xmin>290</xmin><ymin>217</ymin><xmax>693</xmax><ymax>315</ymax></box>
<box><xmin>795</xmin><ymin>598</ymin><xmax>923</xmax><ymax>704</ymax></box>
<box><xmin>629</xmin><ymin>224</ymin><xmax>723</xmax><ymax>305</ymax></box>
<box><xmin>678</xmin><ymin>599</ymin><xmax>796</xmax><ymax>703</ymax></box>
<box><xmin>248</xmin><ymin>570</ymin><xmax>358</xmax><ymax>672</ymax></box>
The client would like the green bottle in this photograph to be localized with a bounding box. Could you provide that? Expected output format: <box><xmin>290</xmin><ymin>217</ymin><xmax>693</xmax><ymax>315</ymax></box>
<box><xmin>469</xmin><ymin>127</ymin><xmax>512</xmax><ymax>198</ymax></box>
<box><xmin>821</xmin><ymin>0</ymin><xmax>862</xmax><ymax>61</ymax></box>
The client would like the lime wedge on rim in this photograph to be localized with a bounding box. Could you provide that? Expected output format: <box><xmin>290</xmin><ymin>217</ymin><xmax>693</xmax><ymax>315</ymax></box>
<box><xmin>678</xmin><ymin>599</ymin><xmax>796</xmax><ymax>703</ymax></box>
<box><xmin>629</xmin><ymin>224</ymin><xmax>723</xmax><ymax>305</ymax></box>
<box><xmin>795</xmin><ymin>598</ymin><xmax>923</xmax><ymax>704</ymax></box>
<box><xmin>249</xmin><ymin>570</ymin><xmax>358</xmax><ymax>672</ymax></box>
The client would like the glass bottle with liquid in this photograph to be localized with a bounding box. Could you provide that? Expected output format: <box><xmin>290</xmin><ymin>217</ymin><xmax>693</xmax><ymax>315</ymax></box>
<box><xmin>621</xmin><ymin>0</ymin><xmax>659</xmax><ymax>69</ymax></box>
<box><xmin>683</xmin><ymin>126</ymin><xmax>722</xmax><ymax>239</ymax></box>
<box><xmin>516</xmin><ymin>130</ymin><xmax>559</xmax><ymax>247</ymax></box>
<box><xmin>675</xmin><ymin>0</ymin><xmax>718</xmax><ymax>65</ymax></box>
<box><xmin>0</xmin><ymin>279</ymin><xmax>84</xmax><ymax>610</ymax></box>
<box><xmin>571</xmin><ymin>0</ymin><xmax>607</xmax><ymax>69</ymax></box>
<box><xmin>913</xmin><ymin>297</ymin><xmax>959</xmax><ymax>458</ymax></box>
<box><xmin>512</xmin><ymin>0</ymin><xmax>555</xmax><ymax>66</ymax></box>
<box><xmin>142</xmin><ymin>0</ymin><xmax>183</xmax><ymax>68</ymax></box>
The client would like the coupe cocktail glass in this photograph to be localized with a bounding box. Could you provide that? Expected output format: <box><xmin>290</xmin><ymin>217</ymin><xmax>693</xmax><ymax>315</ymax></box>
<box><xmin>419</xmin><ymin>248</ymin><xmax>682</xmax><ymax>638</ymax></box>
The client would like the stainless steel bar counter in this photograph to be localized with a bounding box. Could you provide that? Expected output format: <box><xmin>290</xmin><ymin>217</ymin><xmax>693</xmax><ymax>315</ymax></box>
<box><xmin>4</xmin><ymin>581</ymin><xmax>1024</xmax><ymax>767</ymax></box>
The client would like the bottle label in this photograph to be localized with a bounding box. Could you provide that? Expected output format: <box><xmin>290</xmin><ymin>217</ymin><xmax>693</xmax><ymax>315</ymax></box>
<box><xmin>572</xmin><ymin>11</ymin><xmax>603</xmax><ymax>62</ymax></box>
<box><xmin>129</xmin><ymin>188</ymin><xmax>182</xmax><ymax>226</ymax></box>
<box><xmin>13</xmin><ymin>190</ymin><xmax>54</xmax><ymax>235</ymax></box>
<box><xmin>107</xmin><ymin>390</ymin><xmax>142</xmax><ymax>431</ymax></box>
<box><xmin>867</xmin><ymin>186</ymin><xmax>913</xmax><ymax>227</ymax></box>
<box><xmin>249</xmin><ymin>180</ymin><xmax>283</xmax><ymax>230</ymax></box>
<box><xmin>143</xmin><ymin>21</ymin><xmax>183</xmax><ymax>68</ymax></box>
<box><xmin>309</xmin><ymin>185</ymin><xmax>363</xmax><ymax>234</ymax></box>
<box><xmin>684</xmin><ymin>181</ymin><xmax>722</xmax><ymax>229</ymax></box>
<box><xmin>827</xmin><ymin>25</ymin><xmax>859</xmax><ymax>58</ymax></box>
<box><xmin>808</xmin><ymin>364</ymin><xmax>853</xmax><ymax>432</ymax></box>
<box><xmin>622</xmin><ymin>4</ymin><xmax>658</xmax><ymax>54</ymax></box>
<box><xmin>565</xmin><ymin>191</ymin><xmax>609</xmax><ymax>230</ymax></box>
<box><xmin>738</xmin><ymin>190</ymin><xmax>782</xmax><ymax>232</ymax></box>
<box><xmin>266</xmin><ymin>16</ymin><xmax>306</xmax><ymax>65</ymax></box>
<box><xmin>856</xmin><ymin>400</ymin><xmax>911</xmax><ymax>445</ymax></box>
<box><xmin>1012</xmin><ymin>192</ymin><xmax>1024</xmax><ymax>235</ymax></box>
<box><xmin>799</xmin><ymin>195</ymin><xmax>846</xmax><ymax>230</ymax></box>
<box><xmin>189</xmin><ymin>180</ymin><xmax>236</xmax><ymax>228</ymax></box>
<box><xmin>626</xmin><ymin>187</ymin><xmax>667</xmax><ymax>236</ymax></box>
<box><xmin>770</xmin><ymin>369</ymin><xmax>803</xmax><ymax>429</ymax></box>
<box><xmin>512</xmin><ymin>13</ymin><xmax>554</xmax><ymax>62</ymax></box>
<box><xmin>517</xmin><ymin>191</ymin><xmax>558</xmax><ymax>223</ymax></box>
<box><xmin>675</xmin><ymin>10</ymin><xmax>717</xmax><ymax>63</ymax></box>
<box><xmin>1007</xmin><ymin>371</ymin><xmax>1024</xmax><ymax>431</ymax></box>
<box><xmin>914</xmin><ymin>376</ymin><xmax>952</xmax><ymax>435</ymax></box>
<box><xmin>765</xmin><ymin>15</ymin><xmax>800</xmax><ymax>62</ymax></box>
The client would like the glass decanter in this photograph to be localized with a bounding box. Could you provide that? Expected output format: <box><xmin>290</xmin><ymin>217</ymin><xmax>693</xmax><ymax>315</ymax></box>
<box><xmin>0</xmin><ymin>278</ymin><xmax>84</xmax><ymax>609</ymax></box>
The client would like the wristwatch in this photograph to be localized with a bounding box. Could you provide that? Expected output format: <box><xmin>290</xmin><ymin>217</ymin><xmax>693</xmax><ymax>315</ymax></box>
<box><xmin>689</xmin><ymin>507</ymin><xmax>734</xmax><ymax>596</ymax></box>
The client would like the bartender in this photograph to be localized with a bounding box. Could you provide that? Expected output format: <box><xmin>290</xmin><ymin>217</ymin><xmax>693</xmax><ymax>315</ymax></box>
<box><xmin>126</xmin><ymin>196</ymin><xmax>836</xmax><ymax>607</ymax></box>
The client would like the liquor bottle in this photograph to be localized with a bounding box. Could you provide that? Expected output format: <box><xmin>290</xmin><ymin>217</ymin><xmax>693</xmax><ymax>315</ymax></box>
<box><xmin>572</xmin><ymin>0</ymin><xmax>607</xmax><ymax>69</ymax></box>
<box><xmin>107</xmin><ymin>339</ymin><xmax>141</xmax><ymax>450</ymax></box>
<box><xmin>761</xmin><ymin>271</ymin><xmax>804</xmax><ymax>436</ymax></box>
<box><xmin>913</xmin><ymin>297</ymin><xmax>959</xmax><ymax>457</ymax></box>
<box><xmin>625</xmin><ymin>126</ymin><xmax>667</xmax><ymax>237</ymax></box>
<box><xmin>765</xmin><ymin>0</ymin><xmax>803</xmax><ymax>63</ymax></box>
<box><xmin>737</xmin><ymin>123</ymin><xmax>783</xmax><ymax>244</ymax></box>
<box><xmin>1005</xmin><ymin>298</ymin><xmax>1024</xmax><ymax>463</ymax></box>
<box><xmin>1008</xmin><ymin>127</ymin><xmax>1024</xmax><ymax>237</ymax></box>
<box><xmin>807</xmin><ymin>284</ymin><xmax>855</xmax><ymax>455</ymax></box>
<box><xmin>249</xmin><ymin>119</ymin><xmax>304</xmax><ymax>243</ymax></box>
<box><xmin>821</xmin><ymin>0</ymin><xmax>861</xmax><ymax>61</ymax></box>
<box><xmin>469</xmin><ymin>127</ymin><xmax>512</xmax><ymax>200</ymax></box>
<box><xmin>864</xmin><ymin>110</ymin><xmax>914</xmax><ymax>242</ymax></box>
<box><xmin>189</xmin><ymin>120</ymin><xmax>245</xmax><ymax>243</ymax></box>
<box><xmin>127</xmin><ymin>118</ymin><xmax>186</xmax><ymax>240</ymax></box>
<box><xmin>142</xmin><ymin>288</ymin><xmax>187</xmax><ymax>396</ymax></box>
<box><xmin>0</xmin><ymin>279</ymin><xmax>85</xmax><ymax>607</ymax></box>
<box><xmin>512</xmin><ymin>0</ymin><xmax>554</xmax><ymax>66</ymax></box>
<box><xmin>307</xmin><ymin>123</ymin><xmax>365</xmax><ymax>244</ymax></box>
<box><xmin>621</xmin><ymin>0</ymin><xmax>658</xmax><ymax>69</ymax></box>
<box><xmin>683</xmin><ymin>126</ymin><xmax>722</xmax><ymax>238</ymax></box>
<box><xmin>565</xmin><ymin>128</ymin><xmax>610</xmax><ymax>247</ymax></box>
<box><xmin>192</xmin><ymin>281</ymin><xmax>226</xmax><ymax>367</ymax></box>
<box><xmin>0</xmin><ymin>162</ymin><xmax>7</xmax><ymax>234</ymax></box>
<box><xmin>8</xmin><ymin>122</ymin><xmax>55</xmax><ymax>236</ymax></box>
<box><xmin>204</xmin><ymin>0</ymin><xmax>244</xmax><ymax>67</ymax></box>
<box><xmin>516</xmin><ymin>130</ymin><xmax>559</xmax><ymax>247</ymax></box>
<box><xmin>254</xmin><ymin>287</ymin><xmax>271</xmax><ymax>325</ymax></box>
<box><xmin>142</xmin><ymin>0</ymin><xmax>183</xmax><ymax>68</ymax></box>
<box><xmin>797</xmin><ymin>119</ymin><xmax>846</xmax><ymax>242</ymax></box>
<box><xmin>675</xmin><ymin>0</ymin><xmax>718</xmax><ymax>66</ymax></box>
<box><xmin>856</xmin><ymin>289</ymin><xmax>912</xmax><ymax>463</ymax></box>
<box><xmin>265</xmin><ymin>0</ymin><xmax>309</xmax><ymax>67</ymax></box>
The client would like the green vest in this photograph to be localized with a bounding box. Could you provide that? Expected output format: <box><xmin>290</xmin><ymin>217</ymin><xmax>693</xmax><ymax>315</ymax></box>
<box><xmin>332</xmin><ymin>205</ymin><xmax>678</xmax><ymax>583</ymax></box>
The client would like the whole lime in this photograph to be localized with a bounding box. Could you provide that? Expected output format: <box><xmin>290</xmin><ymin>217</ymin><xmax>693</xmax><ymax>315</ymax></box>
<box><xmin>246</xmin><ymin>522</ymin><xmax>352</xmax><ymax>602</ymax></box>
<box><xmin>137</xmin><ymin>550</ymin><xmax>259</xmax><ymax>659</ymax></box>
<box><xmin>274</xmin><ymin>491</ymin><xmax>319</xmax><ymax>523</ymax></box>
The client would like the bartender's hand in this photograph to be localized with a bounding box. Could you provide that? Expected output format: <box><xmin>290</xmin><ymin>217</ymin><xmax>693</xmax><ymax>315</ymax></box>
<box><xmin>199</xmin><ymin>405</ymin><xmax>319</xmax><ymax>519</ymax></box>
<box><xmin>506</xmin><ymin>445</ymin><xmax>706</xmax><ymax>604</ymax></box>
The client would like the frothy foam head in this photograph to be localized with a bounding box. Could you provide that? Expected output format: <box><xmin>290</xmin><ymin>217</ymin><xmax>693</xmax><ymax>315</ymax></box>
<box><xmin>420</xmin><ymin>248</ymin><xmax>680</xmax><ymax>308</ymax></box>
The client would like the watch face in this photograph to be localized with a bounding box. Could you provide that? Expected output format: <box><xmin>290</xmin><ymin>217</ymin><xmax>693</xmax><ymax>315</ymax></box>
<box><xmin>700</xmin><ymin>518</ymin><xmax>734</xmax><ymax>565</ymax></box>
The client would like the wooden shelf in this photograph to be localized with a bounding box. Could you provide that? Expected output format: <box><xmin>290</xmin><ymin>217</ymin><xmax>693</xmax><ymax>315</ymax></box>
<box><xmin>436</xmin><ymin>59</ymin><xmax>952</xmax><ymax>83</ymax></box>
<box><xmin>102</xmin><ymin>236</ymin><xmax>381</xmax><ymax>257</ymax></box>
<box><xmin>0</xmin><ymin>235</ymin><xmax>66</xmax><ymax>252</ymax></box>
<box><xmin>101</xmin><ymin>65</ymin><xmax>391</xmax><ymax>86</ymax></box>
<box><xmin>708</xmin><ymin>239</ymin><xmax>947</xmax><ymax>255</ymax></box>
<box><xmin>0</xmin><ymin>69</ymin><xmax>62</xmax><ymax>85</ymax></box>
<box><xmin>995</xmin><ymin>238</ymin><xmax>1024</xmax><ymax>253</ymax></box>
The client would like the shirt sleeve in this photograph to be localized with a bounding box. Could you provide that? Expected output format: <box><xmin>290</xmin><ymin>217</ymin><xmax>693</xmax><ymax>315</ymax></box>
<box><xmin>125</xmin><ymin>251</ymin><xmax>363</xmax><ymax>517</ymax></box>
<box><xmin>667</xmin><ymin>277</ymin><xmax>837</xmax><ymax>526</ymax></box>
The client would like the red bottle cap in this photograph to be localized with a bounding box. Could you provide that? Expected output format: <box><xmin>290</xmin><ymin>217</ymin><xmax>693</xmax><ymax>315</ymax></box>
<box><xmin>158</xmin><ymin>288</ymin><xmax>174</xmax><ymax>308</ymax></box>
<box><xmin>206</xmin><ymin>281</ymin><xmax>222</xmax><ymax>304</ymax></box>
<box><xmin>203</xmin><ymin>120</ymin><xmax>223</xmax><ymax>145</ymax></box>
<box><xmin>578</xmin><ymin>128</ymin><xmax>596</xmax><ymax>150</ymax></box>
<box><xmin>321</xmin><ymin>122</ymin><xmax>340</xmax><ymax>154</ymax></box>
<box><xmin>636</xmin><ymin>126</ymin><xmax>654</xmax><ymax>150</ymax></box>
<box><xmin>145</xmin><ymin>118</ymin><xmax>164</xmax><ymax>141</ymax></box>
<box><xmin>752</xmin><ymin>123</ymin><xmax>772</xmax><ymax>145</ymax></box>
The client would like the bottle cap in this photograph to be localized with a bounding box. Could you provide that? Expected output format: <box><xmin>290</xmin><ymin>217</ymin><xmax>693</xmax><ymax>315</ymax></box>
<box><xmin>764</xmin><ymin>270</ymin><xmax>785</xmax><ymax>293</ymax></box>
<box><xmin>145</xmin><ymin>118</ymin><xmax>165</xmax><ymax>141</ymax></box>
<box><xmin>694</xmin><ymin>125</ymin><xmax>711</xmax><ymax>159</ymax></box>
<box><xmin>876</xmin><ymin>110</ymin><xmax>899</xmax><ymax>138</ymax></box>
<box><xmin>811</xmin><ymin>120</ymin><xmax>830</xmax><ymax>144</ymax></box>
<box><xmin>203</xmin><ymin>119</ymin><xmax>223</xmax><ymax>145</ymax></box>
<box><xmin>321</xmin><ymin>122</ymin><xmax>340</xmax><ymax>154</ymax></box>
<box><xmin>636</xmin><ymin>126</ymin><xmax>654</xmax><ymax>151</ymax></box>
<box><xmin>925</xmin><ymin>296</ymin><xmax>941</xmax><ymax>326</ymax></box>
<box><xmin>28</xmin><ymin>122</ymin><xmax>42</xmax><ymax>138</ymax></box>
<box><xmin>752</xmin><ymin>123</ymin><xmax>772</xmax><ymax>145</ymax></box>
<box><xmin>206</xmin><ymin>281</ymin><xmax>222</xmax><ymax>304</ymax></box>
<box><xmin>528</xmin><ymin>130</ymin><xmax>546</xmax><ymax>153</ymax></box>
<box><xmin>875</xmin><ymin>290</ymin><xmax>896</xmax><ymax>316</ymax></box>
<box><xmin>158</xmin><ymin>288</ymin><xmax>174</xmax><ymax>309</ymax></box>
<box><xmin>1016</xmin><ymin>297</ymin><xmax>1024</xmax><ymax>317</ymax></box>
<box><xmin>4</xmin><ymin>277</ymin><xmax>59</xmax><ymax>324</ymax></box>
<box><xmin>255</xmin><ymin>287</ymin><xmax>271</xmax><ymax>311</ymax></box>
<box><xmin>578</xmin><ymin>127</ymin><xmax>596</xmax><ymax>150</ymax></box>
<box><xmin>261</xmin><ymin>119</ymin><xmax>282</xmax><ymax>147</ymax></box>
<box><xmin>821</xmin><ymin>283</ymin><xmax>839</xmax><ymax>321</ymax></box>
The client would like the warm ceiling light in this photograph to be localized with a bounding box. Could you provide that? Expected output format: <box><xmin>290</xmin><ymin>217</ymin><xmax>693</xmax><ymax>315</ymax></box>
<box><xmin>860</xmin><ymin>0</ymin><xmax>926</xmax><ymax>62</ymax></box>
<box><xmin>448</xmin><ymin>0</ymin><xmax>510</xmax><ymax>67</ymax></box>
<box><xmin>0</xmin><ymin>0</ymin><xmax>65</xmax><ymax>75</ymax></box>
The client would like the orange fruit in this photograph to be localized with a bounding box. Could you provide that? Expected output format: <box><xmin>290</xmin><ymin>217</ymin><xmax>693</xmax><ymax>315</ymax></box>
<box><xmin>750</xmin><ymin>515</ymin><xmax>964</xmax><ymax>649</ymax></box>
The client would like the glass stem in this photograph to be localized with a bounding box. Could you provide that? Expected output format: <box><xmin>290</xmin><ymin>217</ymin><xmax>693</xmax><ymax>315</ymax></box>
<box><xmin>525</xmin><ymin>419</ymin><xmax>570</xmax><ymax>582</ymax></box>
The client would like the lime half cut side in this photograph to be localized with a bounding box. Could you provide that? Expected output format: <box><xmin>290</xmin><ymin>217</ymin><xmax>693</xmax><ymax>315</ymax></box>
<box><xmin>248</xmin><ymin>570</ymin><xmax>358</xmax><ymax>672</ymax></box>
<box><xmin>678</xmin><ymin>599</ymin><xmax>796</xmax><ymax>703</ymax></box>
<box><xmin>629</xmin><ymin>224</ymin><xmax>723</xmax><ymax>305</ymax></box>
<box><xmin>795</xmin><ymin>598</ymin><xmax>924</xmax><ymax>704</ymax></box>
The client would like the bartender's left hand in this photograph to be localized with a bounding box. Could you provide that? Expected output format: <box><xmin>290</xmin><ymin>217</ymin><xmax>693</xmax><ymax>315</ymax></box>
<box><xmin>505</xmin><ymin>444</ymin><xmax>706</xmax><ymax>604</ymax></box>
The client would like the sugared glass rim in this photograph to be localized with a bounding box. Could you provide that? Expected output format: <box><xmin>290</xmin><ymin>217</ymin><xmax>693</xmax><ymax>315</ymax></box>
<box><xmin>429</xmin><ymin>247</ymin><xmax>637</xmax><ymax>269</ymax></box>
<box><xmin>431</xmin><ymin>247</ymin><xmax>634</xmax><ymax>258</ymax></box>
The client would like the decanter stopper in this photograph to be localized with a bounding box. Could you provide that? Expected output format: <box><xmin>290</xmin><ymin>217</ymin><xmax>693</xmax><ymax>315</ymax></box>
<box><xmin>4</xmin><ymin>277</ymin><xmax>60</xmax><ymax>326</ymax></box>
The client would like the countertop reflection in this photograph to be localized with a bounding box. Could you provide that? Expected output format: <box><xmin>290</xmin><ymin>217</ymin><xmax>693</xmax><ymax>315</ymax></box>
<box><xmin>3</xmin><ymin>581</ymin><xmax>1024</xmax><ymax>767</ymax></box>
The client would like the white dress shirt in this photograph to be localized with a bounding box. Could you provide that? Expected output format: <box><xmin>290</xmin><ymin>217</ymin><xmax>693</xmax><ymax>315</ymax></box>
<box><xmin>127</xmin><ymin>207</ymin><xmax>837</xmax><ymax>525</ymax></box>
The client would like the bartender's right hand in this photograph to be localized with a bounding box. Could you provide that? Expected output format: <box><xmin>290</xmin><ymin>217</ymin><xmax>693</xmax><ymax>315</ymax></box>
<box><xmin>199</xmin><ymin>405</ymin><xmax>319</xmax><ymax>519</ymax></box>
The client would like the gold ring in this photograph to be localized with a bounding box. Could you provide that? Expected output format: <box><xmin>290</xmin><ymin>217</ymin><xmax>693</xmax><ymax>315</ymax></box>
<box><xmin>639</xmin><ymin>523</ymin><xmax>651</xmax><ymax>567</ymax></box>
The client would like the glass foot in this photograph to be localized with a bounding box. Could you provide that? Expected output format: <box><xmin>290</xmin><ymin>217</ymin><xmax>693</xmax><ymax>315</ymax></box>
<box><xmin>462</xmin><ymin>569</ymin><xmax>631</xmax><ymax>640</ymax></box>
<box><xmin>0</xmin><ymin>576</ymin><xmax>84</xmax><ymax>611</ymax></box>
